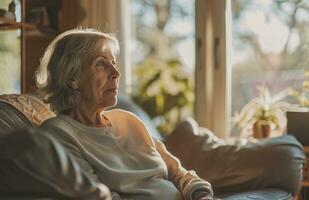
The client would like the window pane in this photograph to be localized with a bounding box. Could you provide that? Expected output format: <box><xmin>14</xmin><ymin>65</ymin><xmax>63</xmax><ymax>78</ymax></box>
<box><xmin>130</xmin><ymin>0</ymin><xmax>195</xmax><ymax>134</ymax></box>
<box><xmin>0</xmin><ymin>29</ymin><xmax>21</xmax><ymax>94</ymax></box>
<box><xmin>231</xmin><ymin>0</ymin><xmax>308</xmax><ymax>134</ymax></box>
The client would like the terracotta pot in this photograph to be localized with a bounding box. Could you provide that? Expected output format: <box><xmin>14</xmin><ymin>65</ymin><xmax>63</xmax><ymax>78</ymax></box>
<box><xmin>253</xmin><ymin>121</ymin><xmax>271</xmax><ymax>139</ymax></box>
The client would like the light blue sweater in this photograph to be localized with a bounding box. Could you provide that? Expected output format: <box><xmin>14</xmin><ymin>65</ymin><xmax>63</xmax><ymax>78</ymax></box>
<box><xmin>41</xmin><ymin>110</ymin><xmax>213</xmax><ymax>200</ymax></box>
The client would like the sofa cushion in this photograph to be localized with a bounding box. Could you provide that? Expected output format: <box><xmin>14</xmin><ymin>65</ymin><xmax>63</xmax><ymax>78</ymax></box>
<box><xmin>165</xmin><ymin>118</ymin><xmax>305</xmax><ymax>197</ymax></box>
<box><xmin>0</xmin><ymin>128</ymin><xmax>111</xmax><ymax>200</ymax></box>
<box><xmin>221</xmin><ymin>188</ymin><xmax>293</xmax><ymax>200</ymax></box>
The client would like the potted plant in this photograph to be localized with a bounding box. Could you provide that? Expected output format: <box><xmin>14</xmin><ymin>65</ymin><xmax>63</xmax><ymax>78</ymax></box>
<box><xmin>232</xmin><ymin>86</ymin><xmax>292</xmax><ymax>139</ymax></box>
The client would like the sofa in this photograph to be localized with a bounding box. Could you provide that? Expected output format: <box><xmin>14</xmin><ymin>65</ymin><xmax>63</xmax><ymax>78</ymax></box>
<box><xmin>0</xmin><ymin>94</ymin><xmax>305</xmax><ymax>200</ymax></box>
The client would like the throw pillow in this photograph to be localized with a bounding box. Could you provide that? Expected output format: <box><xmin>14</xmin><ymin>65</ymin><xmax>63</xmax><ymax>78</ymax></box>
<box><xmin>0</xmin><ymin>94</ymin><xmax>55</xmax><ymax>126</ymax></box>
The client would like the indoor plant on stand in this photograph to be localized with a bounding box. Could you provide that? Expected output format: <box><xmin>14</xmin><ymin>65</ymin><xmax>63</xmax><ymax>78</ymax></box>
<box><xmin>233</xmin><ymin>86</ymin><xmax>292</xmax><ymax>139</ymax></box>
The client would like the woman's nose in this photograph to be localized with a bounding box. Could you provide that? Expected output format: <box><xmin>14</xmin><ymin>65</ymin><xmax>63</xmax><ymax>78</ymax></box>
<box><xmin>110</xmin><ymin>66</ymin><xmax>121</xmax><ymax>80</ymax></box>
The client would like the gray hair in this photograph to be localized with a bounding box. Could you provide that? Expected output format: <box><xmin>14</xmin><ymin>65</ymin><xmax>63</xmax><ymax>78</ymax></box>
<box><xmin>35</xmin><ymin>28</ymin><xmax>119</xmax><ymax>114</ymax></box>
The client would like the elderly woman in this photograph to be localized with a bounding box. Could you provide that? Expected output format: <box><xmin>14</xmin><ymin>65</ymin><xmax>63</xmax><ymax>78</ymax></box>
<box><xmin>36</xmin><ymin>28</ymin><xmax>215</xmax><ymax>200</ymax></box>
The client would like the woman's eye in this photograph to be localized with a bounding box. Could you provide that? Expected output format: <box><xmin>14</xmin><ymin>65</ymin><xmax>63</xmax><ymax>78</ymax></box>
<box><xmin>96</xmin><ymin>60</ymin><xmax>107</xmax><ymax>68</ymax></box>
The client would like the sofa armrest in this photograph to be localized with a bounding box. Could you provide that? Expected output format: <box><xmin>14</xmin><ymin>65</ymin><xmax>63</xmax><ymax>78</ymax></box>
<box><xmin>0</xmin><ymin>128</ymin><xmax>111</xmax><ymax>200</ymax></box>
<box><xmin>165</xmin><ymin>118</ymin><xmax>305</xmax><ymax>196</ymax></box>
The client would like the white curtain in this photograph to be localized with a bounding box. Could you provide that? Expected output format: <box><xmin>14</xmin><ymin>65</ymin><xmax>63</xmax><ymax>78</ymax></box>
<box><xmin>62</xmin><ymin>0</ymin><xmax>132</xmax><ymax>96</ymax></box>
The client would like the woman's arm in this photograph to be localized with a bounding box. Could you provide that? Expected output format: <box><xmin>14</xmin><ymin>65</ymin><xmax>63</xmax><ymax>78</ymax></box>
<box><xmin>119</xmin><ymin>110</ymin><xmax>215</xmax><ymax>200</ymax></box>
<box><xmin>154</xmin><ymin>139</ymin><xmax>214</xmax><ymax>200</ymax></box>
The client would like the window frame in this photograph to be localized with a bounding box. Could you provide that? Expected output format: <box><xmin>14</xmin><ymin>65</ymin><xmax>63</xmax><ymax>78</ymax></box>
<box><xmin>121</xmin><ymin>0</ymin><xmax>232</xmax><ymax>137</ymax></box>
<box><xmin>195</xmin><ymin>0</ymin><xmax>231</xmax><ymax>138</ymax></box>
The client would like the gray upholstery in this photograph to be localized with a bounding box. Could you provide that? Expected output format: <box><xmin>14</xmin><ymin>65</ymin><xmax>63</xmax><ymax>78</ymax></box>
<box><xmin>0</xmin><ymin>128</ymin><xmax>110</xmax><ymax>200</ymax></box>
<box><xmin>0</xmin><ymin>95</ymin><xmax>306</xmax><ymax>200</ymax></box>
<box><xmin>0</xmin><ymin>102</ymin><xmax>32</xmax><ymax>134</ymax></box>
<box><xmin>114</xmin><ymin>97</ymin><xmax>305</xmax><ymax>200</ymax></box>
<box><xmin>221</xmin><ymin>188</ymin><xmax>293</xmax><ymax>200</ymax></box>
<box><xmin>164</xmin><ymin>119</ymin><xmax>305</xmax><ymax>200</ymax></box>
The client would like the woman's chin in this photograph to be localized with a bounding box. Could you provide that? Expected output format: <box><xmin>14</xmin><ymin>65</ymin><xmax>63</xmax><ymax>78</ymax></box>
<box><xmin>102</xmin><ymin>94</ymin><xmax>118</xmax><ymax>108</ymax></box>
<box><xmin>110</xmin><ymin>98</ymin><xmax>118</xmax><ymax>107</ymax></box>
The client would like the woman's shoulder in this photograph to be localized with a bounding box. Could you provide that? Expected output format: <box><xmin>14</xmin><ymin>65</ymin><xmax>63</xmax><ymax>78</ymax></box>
<box><xmin>41</xmin><ymin>115</ymin><xmax>71</xmax><ymax>128</ymax></box>
<box><xmin>105</xmin><ymin>109</ymin><xmax>154</xmax><ymax>146</ymax></box>
<box><xmin>40</xmin><ymin>115</ymin><xmax>82</xmax><ymax>144</ymax></box>
<box><xmin>105</xmin><ymin>109</ymin><xmax>142</xmax><ymax>125</ymax></box>
<box><xmin>41</xmin><ymin>115</ymin><xmax>77</xmax><ymax>136</ymax></box>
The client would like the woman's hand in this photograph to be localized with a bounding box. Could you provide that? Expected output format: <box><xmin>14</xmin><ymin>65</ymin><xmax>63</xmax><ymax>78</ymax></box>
<box><xmin>198</xmin><ymin>196</ymin><xmax>222</xmax><ymax>200</ymax></box>
<box><xmin>194</xmin><ymin>191</ymin><xmax>222</xmax><ymax>200</ymax></box>
<box><xmin>198</xmin><ymin>195</ymin><xmax>214</xmax><ymax>200</ymax></box>
<box><xmin>192</xmin><ymin>190</ymin><xmax>215</xmax><ymax>200</ymax></box>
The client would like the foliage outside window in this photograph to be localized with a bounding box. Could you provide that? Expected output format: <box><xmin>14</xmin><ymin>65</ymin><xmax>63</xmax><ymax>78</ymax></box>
<box><xmin>130</xmin><ymin>0</ymin><xmax>195</xmax><ymax>134</ymax></box>
<box><xmin>231</xmin><ymin>0</ymin><xmax>309</xmax><ymax>135</ymax></box>
<box><xmin>290</xmin><ymin>70</ymin><xmax>309</xmax><ymax>107</ymax></box>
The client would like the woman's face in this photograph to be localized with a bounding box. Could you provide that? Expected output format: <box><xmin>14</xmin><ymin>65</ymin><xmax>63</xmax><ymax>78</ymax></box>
<box><xmin>77</xmin><ymin>45</ymin><xmax>120</xmax><ymax>111</ymax></box>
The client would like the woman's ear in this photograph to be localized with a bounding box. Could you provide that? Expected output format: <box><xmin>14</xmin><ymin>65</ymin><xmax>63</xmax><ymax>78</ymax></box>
<box><xmin>68</xmin><ymin>80</ymin><xmax>78</xmax><ymax>89</ymax></box>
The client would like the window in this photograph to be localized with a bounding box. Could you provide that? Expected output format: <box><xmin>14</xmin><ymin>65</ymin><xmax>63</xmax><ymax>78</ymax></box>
<box><xmin>195</xmin><ymin>0</ymin><xmax>309</xmax><ymax>137</ymax></box>
<box><xmin>128</xmin><ymin>0</ymin><xmax>308</xmax><ymax>137</ymax></box>
<box><xmin>231</xmin><ymin>0</ymin><xmax>309</xmax><ymax>135</ymax></box>
<box><xmin>130</xmin><ymin>0</ymin><xmax>195</xmax><ymax>134</ymax></box>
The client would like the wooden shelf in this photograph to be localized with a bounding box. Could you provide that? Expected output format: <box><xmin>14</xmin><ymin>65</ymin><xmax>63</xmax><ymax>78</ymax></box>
<box><xmin>0</xmin><ymin>17</ymin><xmax>21</xmax><ymax>30</ymax></box>
<box><xmin>0</xmin><ymin>24</ymin><xmax>21</xmax><ymax>30</ymax></box>
<box><xmin>26</xmin><ymin>0</ymin><xmax>61</xmax><ymax>8</ymax></box>
<box><xmin>0</xmin><ymin>17</ymin><xmax>36</xmax><ymax>31</ymax></box>
<box><xmin>296</xmin><ymin>146</ymin><xmax>309</xmax><ymax>199</ymax></box>
<box><xmin>0</xmin><ymin>0</ymin><xmax>64</xmax><ymax>94</ymax></box>
<box><xmin>302</xmin><ymin>146</ymin><xmax>309</xmax><ymax>187</ymax></box>
<box><xmin>0</xmin><ymin>17</ymin><xmax>18</xmax><ymax>24</ymax></box>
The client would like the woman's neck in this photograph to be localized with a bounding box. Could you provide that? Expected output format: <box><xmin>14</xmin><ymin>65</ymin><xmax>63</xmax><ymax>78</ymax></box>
<box><xmin>67</xmin><ymin>103</ymin><xmax>110</xmax><ymax>127</ymax></box>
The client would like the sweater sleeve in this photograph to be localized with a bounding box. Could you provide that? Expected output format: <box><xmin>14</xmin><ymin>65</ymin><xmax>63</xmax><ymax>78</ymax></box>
<box><xmin>154</xmin><ymin>139</ymin><xmax>214</xmax><ymax>200</ymax></box>
<box><xmin>110</xmin><ymin>110</ymin><xmax>214</xmax><ymax>200</ymax></box>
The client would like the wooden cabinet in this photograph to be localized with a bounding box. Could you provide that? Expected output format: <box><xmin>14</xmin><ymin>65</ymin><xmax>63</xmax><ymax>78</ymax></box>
<box><xmin>297</xmin><ymin>147</ymin><xmax>309</xmax><ymax>200</ymax></box>
<box><xmin>24</xmin><ymin>0</ymin><xmax>61</xmax><ymax>92</ymax></box>
<box><xmin>0</xmin><ymin>0</ymin><xmax>62</xmax><ymax>94</ymax></box>
<box><xmin>0</xmin><ymin>0</ymin><xmax>112</xmax><ymax>93</ymax></box>
<box><xmin>295</xmin><ymin>147</ymin><xmax>309</xmax><ymax>200</ymax></box>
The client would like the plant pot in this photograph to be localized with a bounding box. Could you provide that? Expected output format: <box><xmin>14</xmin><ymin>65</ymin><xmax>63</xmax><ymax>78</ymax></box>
<box><xmin>253</xmin><ymin>121</ymin><xmax>271</xmax><ymax>139</ymax></box>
